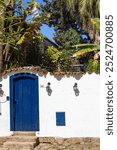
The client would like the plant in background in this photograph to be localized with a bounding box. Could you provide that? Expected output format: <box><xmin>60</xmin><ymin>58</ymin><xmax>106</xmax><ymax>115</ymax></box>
<box><xmin>44</xmin><ymin>0</ymin><xmax>100</xmax><ymax>73</ymax></box>
<box><xmin>72</xmin><ymin>18</ymin><xmax>100</xmax><ymax>73</ymax></box>
<box><xmin>60</xmin><ymin>50</ymin><xmax>72</xmax><ymax>71</ymax></box>
<box><xmin>72</xmin><ymin>44</ymin><xmax>100</xmax><ymax>57</ymax></box>
<box><xmin>44</xmin><ymin>46</ymin><xmax>62</xmax><ymax>71</ymax></box>
<box><xmin>0</xmin><ymin>0</ymin><xmax>50</xmax><ymax>75</ymax></box>
<box><xmin>87</xmin><ymin>59</ymin><xmax>100</xmax><ymax>74</ymax></box>
<box><xmin>0</xmin><ymin>0</ymin><xmax>100</xmax><ymax>75</ymax></box>
<box><xmin>54</xmin><ymin>28</ymin><xmax>81</xmax><ymax>49</ymax></box>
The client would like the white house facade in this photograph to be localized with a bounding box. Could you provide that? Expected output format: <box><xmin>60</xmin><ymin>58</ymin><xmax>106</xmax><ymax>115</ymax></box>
<box><xmin>0</xmin><ymin>68</ymin><xmax>100</xmax><ymax>137</ymax></box>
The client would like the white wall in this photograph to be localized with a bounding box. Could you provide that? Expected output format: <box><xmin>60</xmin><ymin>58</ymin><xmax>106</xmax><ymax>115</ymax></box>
<box><xmin>0</xmin><ymin>73</ymin><xmax>100</xmax><ymax>137</ymax></box>
<box><xmin>38</xmin><ymin>73</ymin><xmax>100</xmax><ymax>137</ymax></box>
<box><xmin>0</xmin><ymin>76</ymin><xmax>13</xmax><ymax>136</ymax></box>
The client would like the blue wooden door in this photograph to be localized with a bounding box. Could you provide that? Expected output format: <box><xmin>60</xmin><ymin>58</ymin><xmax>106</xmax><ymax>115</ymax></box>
<box><xmin>10</xmin><ymin>73</ymin><xmax>39</xmax><ymax>131</ymax></box>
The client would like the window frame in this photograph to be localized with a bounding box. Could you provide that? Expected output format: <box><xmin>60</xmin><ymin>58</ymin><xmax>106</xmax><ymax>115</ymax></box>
<box><xmin>56</xmin><ymin>112</ymin><xmax>66</xmax><ymax>126</ymax></box>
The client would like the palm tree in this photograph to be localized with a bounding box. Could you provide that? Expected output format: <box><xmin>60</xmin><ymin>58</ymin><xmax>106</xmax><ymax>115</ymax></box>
<box><xmin>72</xmin><ymin>16</ymin><xmax>100</xmax><ymax>72</ymax></box>
<box><xmin>72</xmin><ymin>44</ymin><xmax>100</xmax><ymax>57</ymax></box>
<box><xmin>65</xmin><ymin>0</ymin><xmax>100</xmax><ymax>43</ymax></box>
<box><xmin>64</xmin><ymin>0</ymin><xmax>100</xmax><ymax>73</ymax></box>
<box><xmin>65</xmin><ymin>0</ymin><xmax>100</xmax><ymax>21</ymax></box>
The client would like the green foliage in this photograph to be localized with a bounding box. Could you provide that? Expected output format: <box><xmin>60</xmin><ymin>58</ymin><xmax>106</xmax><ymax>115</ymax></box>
<box><xmin>79</xmin><ymin>0</ymin><xmax>100</xmax><ymax>18</ymax></box>
<box><xmin>45</xmin><ymin>46</ymin><xmax>62</xmax><ymax>63</ymax></box>
<box><xmin>16</xmin><ymin>28</ymin><xmax>45</xmax><ymax>45</ymax></box>
<box><xmin>0</xmin><ymin>0</ymin><xmax>11</xmax><ymax>8</ymax></box>
<box><xmin>54</xmin><ymin>28</ymin><xmax>81</xmax><ymax>48</ymax></box>
<box><xmin>44</xmin><ymin>0</ymin><xmax>79</xmax><ymax>31</ymax></box>
<box><xmin>91</xmin><ymin>18</ymin><xmax>100</xmax><ymax>31</ymax></box>
<box><xmin>87</xmin><ymin>59</ymin><xmax>100</xmax><ymax>74</ymax></box>
<box><xmin>71</xmin><ymin>43</ymin><xmax>100</xmax><ymax>73</ymax></box>
<box><xmin>44</xmin><ymin>0</ymin><xmax>100</xmax><ymax>74</ymax></box>
<box><xmin>65</xmin><ymin>0</ymin><xmax>100</xmax><ymax>26</ymax></box>
<box><xmin>0</xmin><ymin>0</ymin><xmax>47</xmax><ymax>71</ymax></box>
<box><xmin>43</xmin><ymin>46</ymin><xmax>71</xmax><ymax>72</ymax></box>
<box><xmin>46</xmin><ymin>28</ymin><xmax>81</xmax><ymax>72</ymax></box>
<box><xmin>45</xmin><ymin>0</ymin><xmax>100</xmax><ymax>33</ymax></box>
<box><xmin>0</xmin><ymin>1</ymin><xmax>6</xmax><ymax>8</ymax></box>
<box><xmin>0</xmin><ymin>0</ymin><xmax>100</xmax><ymax>74</ymax></box>
<box><xmin>73</xmin><ymin>44</ymin><xmax>100</xmax><ymax>57</ymax></box>
<box><xmin>60</xmin><ymin>50</ymin><xmax>71</xmax><ymax>71</ymax></box>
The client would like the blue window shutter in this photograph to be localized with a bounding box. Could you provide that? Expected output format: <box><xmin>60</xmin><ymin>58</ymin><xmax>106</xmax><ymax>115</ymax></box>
<box><xmin>56</xmin><ymin>112</ymin><xmax>66</xmax><ymax>126</ymax></box>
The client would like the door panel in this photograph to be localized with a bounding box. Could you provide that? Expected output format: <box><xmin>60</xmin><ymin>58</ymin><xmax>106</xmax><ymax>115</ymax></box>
<box><xmin>10</xmin><ymin>74</ymin><xmax>39</xmax><ymax>131</ymax></box>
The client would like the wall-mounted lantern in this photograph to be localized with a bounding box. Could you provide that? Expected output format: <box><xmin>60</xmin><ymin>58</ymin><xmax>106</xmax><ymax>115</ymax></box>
<box><xmin>73</xmin><ymin>83</ymin><xmax>80</xmax><ymax>96</ymax></box>
<box><xmin>0</xmin><ymin>84</ymin><xmax>4</xmax><ymax>97</ymax></box>
<box><xmin>46</xmin><ymin>82</ymin><xmax>52</xmax><ymax>96</ymax></box>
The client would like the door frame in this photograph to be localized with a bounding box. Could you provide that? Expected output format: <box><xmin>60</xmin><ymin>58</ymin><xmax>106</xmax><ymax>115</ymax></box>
<box><xmin>10</xmin><ymin>73</ymin><xmax>39</xmax><ymax>131</ymax></box>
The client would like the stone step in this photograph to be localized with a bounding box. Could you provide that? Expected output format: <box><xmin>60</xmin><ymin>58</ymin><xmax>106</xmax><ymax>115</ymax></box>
<box><xmin>0</xmin><ymin>147</ymin><xmax>9</xmax><ymax>150</ymax></box>
<box><xmin>0</xmin><ymin>137</ymin><xmax>8</xmax><ymax>145</ymax></box>
<box><xmin>8</xmin><ymin>148</ymin><xmax>32</xmax><ymax>150</ymax></box>
<box><xmin>0</xmin><ymin>148</ymin><xmax>32</xmax><ymax>150</ymax></box>
<box><xmin>7</xmin><ymin>136</ymin><xmax>37</xmax><ymax>142</ymax></box>
<box><xmin>13</xmin><ymin>132</ymin><xmax>36</xmax><ymax>136</ymax></box>
<box><xmin>3</xmin><ymin>141</ymin><xmax>36</xmax><ymax>149</ymax></box>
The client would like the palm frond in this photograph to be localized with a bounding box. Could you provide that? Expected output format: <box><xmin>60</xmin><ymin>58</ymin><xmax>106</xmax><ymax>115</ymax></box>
<box><xmin>87</xmin><ymin>59</ymin><xmax>100</xmax><ymax>74</ymax></box>
<box><xmin>65</xmin><ymin>0</ymin><xmax>78</xmax><ymax>10</ymax></box>
<box><xmin>0</xmin><ymin>0</ymin><xmax>7</xmax><ymax>8</ymax></box>
<box><xmin>72</xmin><ymin>44</ymin><xmax>100</xmax><ymax>57</ymax></box>
<box><xmin>79</xmin><ymin>0</ymin><xmax>88</xmax><ymax>16</ymax></box>
<box><xmin>91</xmin><ymin>18</ymin><xmax>100</xmax><ymax>31</ymax></box>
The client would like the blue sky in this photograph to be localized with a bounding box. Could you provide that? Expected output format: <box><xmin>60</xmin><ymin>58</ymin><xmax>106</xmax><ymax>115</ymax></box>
<box><xmin>23</xmin><ymin>0</ymin><xmax>55</xmax><ymax>42</ymax></box>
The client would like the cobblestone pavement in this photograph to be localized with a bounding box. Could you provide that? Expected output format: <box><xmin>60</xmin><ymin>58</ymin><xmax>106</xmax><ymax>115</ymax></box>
<box><xmin>0</xmin><ymin>137</ymin><xmax>100</xmax><ymax>150</ymax></box>
<box><xmin>34</xmin><ymin>137</ymin><xmax>100</xmax><ymax>150</ymax></box>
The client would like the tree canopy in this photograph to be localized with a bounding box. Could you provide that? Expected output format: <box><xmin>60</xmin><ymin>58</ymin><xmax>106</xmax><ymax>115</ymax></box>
<box><xmin>0</xmin><ymin>0</ymin><xmax>100</xmax><ymax>76</ymax></box>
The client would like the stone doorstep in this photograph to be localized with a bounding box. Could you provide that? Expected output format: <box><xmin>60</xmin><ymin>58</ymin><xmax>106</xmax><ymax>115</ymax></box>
<box><xmin>0</xmin><ymin>137</ymin><xmax>8</xmax><ymax>144</ymax></box>
<box><xmin>1</xmin><ymin>132</ymin><xmax>38</xmax><ymax>150</ymax></box>
<box><xmin>13</xmin><ymin>132</ymin><xmax>36</xmax><ymax>136</ymax></box>
<box><xmin>3</xmin><ymin>141</ymin><xmax>37</xmax><ymax>149</ymax></box>
<box><xmin>0</xmin><ymin>148</ymin><xmax>9</xmax><ymax>150</ymax></box>
<box><xmin>7</xmin><ymin>136</ymin><xmax>38</xmax><ymax>142</ymax></box>
<box><xmin>0</xmin><ymin>147</ymin><xmax>33</xmax><ymax>150</ymax></box>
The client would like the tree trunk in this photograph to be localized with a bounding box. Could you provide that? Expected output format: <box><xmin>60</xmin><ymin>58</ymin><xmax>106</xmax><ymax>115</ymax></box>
<box><xmin>56</xmin><ymin>62</ymin><xmax>61</xmax><ymax>72</ymax></box>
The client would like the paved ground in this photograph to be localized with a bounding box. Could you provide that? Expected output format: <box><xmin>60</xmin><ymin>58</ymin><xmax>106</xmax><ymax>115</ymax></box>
<box><xmin>0</xmin><ymin>137</ymin><xmax>100</xmax><ymax>150</ymax></box>
<box><xmin>35</xmin><ymin>137</ymin><xmax>100</xmax><ymax>150</ymax></box>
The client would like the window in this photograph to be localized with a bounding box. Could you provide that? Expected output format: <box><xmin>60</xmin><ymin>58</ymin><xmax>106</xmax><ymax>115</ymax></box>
<box><xmin>56</xmin><ymin>112</ymin><xmax>66</xmax><ymax>126</ymax></box>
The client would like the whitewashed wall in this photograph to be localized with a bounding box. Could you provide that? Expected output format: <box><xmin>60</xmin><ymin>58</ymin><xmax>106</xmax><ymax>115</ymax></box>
<box><xmin>0</xmin><ymin>73</ymin><xmax>100</xmax><ymax>137</ymax></box>
<box><xmin>0</xmin><ymin>76</ymin><xmax>12</xmax><ymax>136</ymax></box>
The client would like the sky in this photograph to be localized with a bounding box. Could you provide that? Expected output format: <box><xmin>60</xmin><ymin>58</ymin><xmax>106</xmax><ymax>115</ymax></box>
<box><xmin>23</xmin><ymin>0</ymin><xmax>55</xmax><ymax>42</ymax></box>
